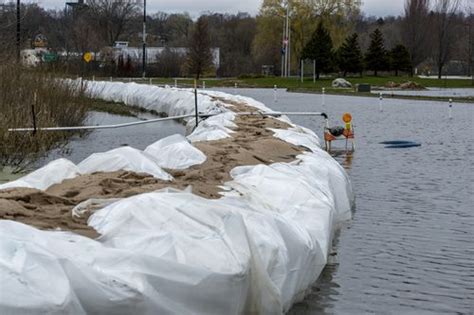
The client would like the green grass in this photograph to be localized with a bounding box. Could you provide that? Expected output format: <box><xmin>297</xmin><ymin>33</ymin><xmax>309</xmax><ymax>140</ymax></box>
<box><xmin>85</xmin><ymin>98</ymin><xmax>168</xmax><ymax>117</ymax></box>
<box><xmin>94</xmin><ymin>75</ymin><xmax>473</xmax><ymax>89</ymax></box>
<box><xmin>91</xmin><ymin>75</ymin><xmax>473</xmax><ymax>103</ymax></box>
<box><xmin>134</xmin><ymin>75</ymin><xmax>473</xmax><ymax>89</ymax></box>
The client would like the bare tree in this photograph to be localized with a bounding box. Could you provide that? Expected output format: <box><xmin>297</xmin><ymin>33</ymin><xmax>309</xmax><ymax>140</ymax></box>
<box><xmin>187</xmin><ymin>16</ymin><xmax>213</xmax><ymax>80</ymax></box>
<box><xmin>86</xmin><ymin>0</ymin><xmax>138</xmax><ymax>45</ymax></box>
<box><xmin>431</xmin><ymin>0</ymin><xmax>461</xmax><ymax>78</ymax></box>
<box><xmin>401</xmin><ymin>0</ymin><xmax>431</xmax><ymax>75</ymax></box>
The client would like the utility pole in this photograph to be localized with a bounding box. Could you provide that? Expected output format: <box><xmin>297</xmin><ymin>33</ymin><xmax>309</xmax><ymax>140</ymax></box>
<box><xmin>16</xmin><ymin>0</ymin><xmax>20</xmax><ymax>61</ymax></box>
<box><xmin>142</xmin><ymin>0</ymin><xmax>147</xmax><ymax>78</ymax></box>
<box><xmin>288</xmin><ymin>18</ymin><xmax>291</xmax><ymax>77</ymax></box>
<box><xmin>284</xmin><ymin>2</ymin><xmax>289</xmax><ymax>77</ymax></box>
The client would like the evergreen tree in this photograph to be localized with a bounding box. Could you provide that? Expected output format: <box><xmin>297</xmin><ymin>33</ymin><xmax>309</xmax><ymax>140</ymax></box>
<box><xmin>301</xmin><ymin>21</ymin><xmax>333</xmax><ymax>79</ymax></box>
<box><xmin>187</xmin><ymin>16</ymin><xmax>213</xmax><ymax>80</ymax></box>
<box><xmin>390</xmin><ymin>44</ymin><xmax>412</xmax><ymax>76</ymax></box>
<box><xmin>337</xmin><ymin>33</ymin><xmax>364</xmax><ymax>77</ymax></box>
<box><xmin>365</xmin><ymin>28</ymin><xmax>389</xmax><ymax>76</ymax></box>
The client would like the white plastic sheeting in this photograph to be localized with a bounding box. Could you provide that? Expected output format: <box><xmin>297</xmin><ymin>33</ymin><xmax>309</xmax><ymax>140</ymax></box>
<box><xmin>0</xmin><ymin>159</ymin><xmax>79</xmax><ymax>191</ymax></box>
<box><xmin>270</xmin><ymin>127</ymin><xmax>322</xmax><ymax>153</ymax></box>
<box><xmin>0</xmin><ymin>81</ymin><xmax>353</xmax><ymax>314</ymax></box>
<box><xmin>86</xmin><ymin>81</ymin><xmax>223</xmax><ymax>118</ymax></box>
<box><xmin>145</xmin><ymin>134</ymin><xmax>207</xmax><ymax>169</ymax></box>
<box><xmin>0</xmin><ymin>137</ymin><xmax>208</xmax><ymax>191</ymax></box>
<box><xmin>78</xmin><ymin>146</ymin><xmax>172</xmax><ymax>180</ymax></box>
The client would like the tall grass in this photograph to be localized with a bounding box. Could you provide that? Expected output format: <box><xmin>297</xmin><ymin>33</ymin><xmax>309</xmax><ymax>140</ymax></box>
<box><xmin>0</xmin><ymin>64</ymin><xmax>89</xmax><ymax>172</ymax></box>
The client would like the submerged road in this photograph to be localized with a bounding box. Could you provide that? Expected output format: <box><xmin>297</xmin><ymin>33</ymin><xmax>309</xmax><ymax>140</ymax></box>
<box><xmin>216</xmin><ymin>88</ymin><xmax>474</xmax><ymax>314</ymax></box>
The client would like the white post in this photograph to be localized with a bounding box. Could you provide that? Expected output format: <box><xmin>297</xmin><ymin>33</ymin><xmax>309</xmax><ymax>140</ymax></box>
<box><xmin>313</xmin><ymin>60</ymin><xmax>316</xmax><ymax>83</ymax></box>
<box><xmin>128</xmin><ymin>77</ymin><xmax>132</xmax><ymax>83</ymax></box>
<box><xmin>235</xmin><ymin>82</ymin><xmax>238</xmax><ymax>89</ymax></box>
<box><xmin>92</xmin><ymin>75</ymin><xmax>95</xmax><ymax>82</ymax></box>
<box><xmin>273</xmin><ymin>85</ymin><xmax>278</xmax><ymax>103</ymax></box>
<box><xmin>203</xmin><ymin>81</ymin><xmax>206</xmax><ymax>89</ymax></box>
<box><xmin>449</xmin><ymin>98</ymin><xmax>453</xmax><ymax>119</ymax></box>
<box><xmin>379</xmin><ymin>93</ymin><xmax>383</xmax><ymax>112</ymax></box>
<box><xmin>149</xmin><ymin>78</ymin><xmax>152</xmax><ymax>85</ymax></box>
<box><xmin>110</xmin><ymin>76</ymin><xmax>113</xmax><ymax>82</ymax></box>
<box><xmin>301</xmin><ymin>60</ymin><xmax>304</xmax><ymax>83</ymax></box>
<box><xmin>285</xmin><ymin>4</ymin><xmax>289</xmax><ymax>77</ymax></box>
<box><xmin>322</xmin><ymin>87</ymin><xmax>326</xmax><ymax>107</ymax></box>
<box><xmin>174</xmin><ymin>79</ymin><xmax>178</xmax><ymax>88</ymax></box>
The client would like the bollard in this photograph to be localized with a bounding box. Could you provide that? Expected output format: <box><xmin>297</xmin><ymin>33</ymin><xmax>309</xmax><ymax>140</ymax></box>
<box><xmin>110</xmin><ymin>77</ymin><xmax>113</xmax><ymax>82</ymax></box>
<box><xmin>379</xmin><ymin>93</ymin><xmax>383</xmax><ymax>112</ymax></box>
<box><xmin>449</xmin><ymin>98</ymin><xmax>453</xmax><ymax>119</ymax></box>
<box><xmin>174</xmin><ymin>79</ymin><xmax>178</xmax><ymax>88</ymax></box>
<box><xmin>234</xmin><ymin>82</ymin><xmax>238</xmax><ymax>89</ymax></box>
<box><xmin>203</xmin><ymin>81</ymin><xmax>206</xmax><ymax>89</ymax></box>
<box><xmin>273</xmin><ymin>85</ymin><xmax>278</xmax><ymax>103</ymax></box>
<box><xmin>149</xmin><ymin>78</ymin><xmax>153</xmax><ymax>85</ymax></box>
<box><xmin>322</xmin><ymin>87</ymin><xmax>326</xmax><ymax>107</ymax></box>
<box><xmin>92</xmin><ymin>75</ymin><xmax>95</xmax><ymax>82</ymax></box>
<box><xmin>194</xmin><ymin>87</ymin><xmax>199</xmax><ymax>128</ymax></box>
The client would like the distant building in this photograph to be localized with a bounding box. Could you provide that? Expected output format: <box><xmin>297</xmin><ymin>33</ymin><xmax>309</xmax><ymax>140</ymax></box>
<box><xmin>108</xmin><ymin>46</ymin><xmax>221</xmax><ymax>70</ymax></box>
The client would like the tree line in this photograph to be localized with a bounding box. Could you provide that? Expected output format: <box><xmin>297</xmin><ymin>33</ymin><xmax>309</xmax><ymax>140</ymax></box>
<box><xmin>0</xmin><ymin>0</ymin><xmax>471</xmax><ymax>78</ymax></box>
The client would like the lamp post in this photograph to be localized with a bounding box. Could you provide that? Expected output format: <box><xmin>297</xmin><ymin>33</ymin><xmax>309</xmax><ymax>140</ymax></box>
<box><xmin>142</xmin><ymin>0</ymin><xmax>146</xmax><ymax>78</ymax></box>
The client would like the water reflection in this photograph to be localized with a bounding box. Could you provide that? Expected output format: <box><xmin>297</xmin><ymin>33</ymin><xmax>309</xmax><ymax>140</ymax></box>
<box><xmin>36</xmin><ymin>111</ymin><xmax>185</xmax><ymax>167</ymax></box>
<box><xmin>329</xmin><ymin>150</ymin><xmax>354</xmax><ymax>170</ymax></box>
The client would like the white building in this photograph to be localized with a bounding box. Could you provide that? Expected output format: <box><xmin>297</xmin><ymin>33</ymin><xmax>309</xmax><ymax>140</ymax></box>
<box><xmin>112</xmin><ymin>47</ymin><xmax>221</xmax><ymax>70</ymax></box>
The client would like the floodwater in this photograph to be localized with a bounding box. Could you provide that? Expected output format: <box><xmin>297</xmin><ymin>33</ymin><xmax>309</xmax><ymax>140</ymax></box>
<box><xmin>373</xmin><ymin>87</ymin><xmax>474</xmax><ymax>98</ymax></box>
<box><xmin>5</xmin><ymin>88</ymin><xmax>473</xmax><ymax>313</ymax></box>
<box><xmin>217</xmin><ymin>88</ymin><xmax>474</xmax><ymax>314</ymax></box>
<box><xmin>36</xmin><ymin>111</ymin><xmax>185</xmax><ymax>166</ymax></box>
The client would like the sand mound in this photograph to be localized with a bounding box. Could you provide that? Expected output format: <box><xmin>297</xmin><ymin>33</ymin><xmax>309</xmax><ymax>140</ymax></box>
<box><xmin>0</xmin><ymin>102</ymin><xmax>310</xmax><ymax>237</ymax></box>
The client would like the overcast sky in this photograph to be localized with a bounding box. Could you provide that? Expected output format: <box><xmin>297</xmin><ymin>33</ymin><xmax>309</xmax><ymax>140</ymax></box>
<box><xmin>35</xmin><ymin>0</ymin><xmax>405</xmax><ymax>17</ymax></box>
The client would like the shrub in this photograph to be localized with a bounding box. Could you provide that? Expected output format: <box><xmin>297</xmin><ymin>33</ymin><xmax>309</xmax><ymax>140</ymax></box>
<box><xmin>0</xmin><ymin>65</ymin><xmax>89</xmax><ymax>172</ymax></box>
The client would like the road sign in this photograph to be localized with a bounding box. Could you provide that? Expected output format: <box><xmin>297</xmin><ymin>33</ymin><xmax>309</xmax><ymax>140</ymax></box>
<box><xmin>83</xmin><ymin>52</ymin><xmax>93</xmax><ymax>63</ymax></box>
<box><xmin>33</xmin><ymin>34</ymin><xmax>48</xmax><ymax>48</ymax></box>
<box><xmin>42</xmin><ymin>52</ymin><xmax>58</xmax><ymax>63</ymax></box>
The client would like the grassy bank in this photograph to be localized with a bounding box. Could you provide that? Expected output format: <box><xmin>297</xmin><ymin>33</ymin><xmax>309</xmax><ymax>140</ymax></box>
<box><xmin>0</xmin><ymin>66</ymin><xmax>90</xmax><ymax>172</ymax></box>
<box><xmin>106</xmin><ymin>75</ymin><xmax>473</xmax><ymax>89</ymax></box>
<box><xmin>94</xmin><ymin>75</ymin><xmax>473</xmax><ymax>102</ymax></box>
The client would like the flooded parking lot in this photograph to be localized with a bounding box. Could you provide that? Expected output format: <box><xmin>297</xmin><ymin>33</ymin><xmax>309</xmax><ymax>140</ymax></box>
<box><xmin>217</xmin><ymin>88</ymin><xmax>474</xmax><ymax>314</ymax></box>
<box><xmin>374</xmin><ymin>87</ymin><xmax>474</xmax><ymax>99</ymax></box>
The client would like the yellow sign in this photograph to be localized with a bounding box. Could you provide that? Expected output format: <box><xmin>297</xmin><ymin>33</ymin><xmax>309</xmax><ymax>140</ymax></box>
<box><xmin>83</xmin><ymin>52</ymin><xmax>93</xmax><ymax>63</ymax></box>
<box><xmin>342</xmin><ymin>112</ymin><xmax>352</xmax><ymax>123</ymax></box>
<box><xmin>33</xmin><ymin>34</ymin><xmax>48</xmax><ymax>48</ymax></box>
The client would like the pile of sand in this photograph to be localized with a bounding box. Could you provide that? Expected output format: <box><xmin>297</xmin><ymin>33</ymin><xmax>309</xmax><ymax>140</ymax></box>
<box><xmin>0</xmin><ymin>102</ymin><xmax>309</xmax><ymax>237</ymax></box>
